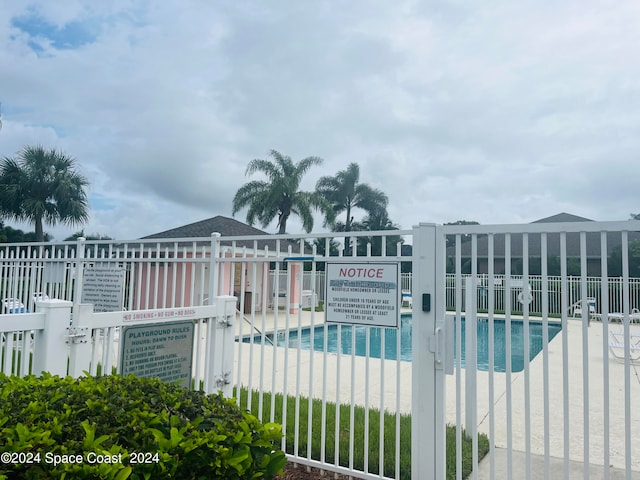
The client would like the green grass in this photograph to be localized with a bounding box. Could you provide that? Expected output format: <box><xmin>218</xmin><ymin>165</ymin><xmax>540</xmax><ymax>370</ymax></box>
<box><xmin>302</xmin><ymin>301</ymin><xmax>324</xmax><ymax>312</ymax></box>
<box><xmin>236</xmin><ymin>388</ymin><xmax>489</xmax><ymax>480</ymax></box>
<box><xmin>1</xmin><ymin>335</ymin><xmax>33</xmax><ymax>374</ymax></box>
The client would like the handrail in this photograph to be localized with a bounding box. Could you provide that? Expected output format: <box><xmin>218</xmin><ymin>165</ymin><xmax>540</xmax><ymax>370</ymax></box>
<box><xmin>237</xmin><ymin>309</ymin><xmax>274</xmax><ymax>346</ymax></box>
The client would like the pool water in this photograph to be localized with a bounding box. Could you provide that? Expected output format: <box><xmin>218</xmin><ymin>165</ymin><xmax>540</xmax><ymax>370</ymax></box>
<box><xmin>242</xmin><ymin>316</ymin><xmax>562</xmax><ymax>373</ymax></box>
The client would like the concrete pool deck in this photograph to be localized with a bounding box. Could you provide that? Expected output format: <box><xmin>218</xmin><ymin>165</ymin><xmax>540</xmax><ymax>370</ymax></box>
<box><xmin>232</xmin><ymin>309</ymin><xmax>640</xmax><ymax>475</ymax></box>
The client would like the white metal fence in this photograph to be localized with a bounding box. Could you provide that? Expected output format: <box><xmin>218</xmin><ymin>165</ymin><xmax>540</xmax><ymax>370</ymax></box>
<box><xmin>0</xmin><ymin>236</ymin><xmax>235</xmax><ymax>397</ymax></box>
<box><xmin>217</xmin><ymin>231</ymin><xmax>411</xmax><ymax>479</ymax></box>
<box><xmin>412</xmin><ymin>221</ymin><xmax>640</xmax><ymax>479</ymax></box>
<box><xmin>301</xmin><ymin>271</ymin><xmax>640</xmax><ymax>318</ymax></box>
<box><xmin>0</xmin><ymin>236</ymin><xmax>219</xmax><ymax>313</ymax></box>
<box><xmin>1</xmin><ymin>221</ymin><xmax>640</xmax><ymax>479</ymax></box>
<box><xmin>0</xmin><ymin>297</ymin><xmax>236</xmax><ymax>396</ymax></box>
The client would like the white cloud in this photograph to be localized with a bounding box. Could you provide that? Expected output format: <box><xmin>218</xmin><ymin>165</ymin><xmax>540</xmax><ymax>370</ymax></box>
<box><xmin>1</xmin><ymin>0</ymin><xmax>639</xmax><ymax>242</ymax></box>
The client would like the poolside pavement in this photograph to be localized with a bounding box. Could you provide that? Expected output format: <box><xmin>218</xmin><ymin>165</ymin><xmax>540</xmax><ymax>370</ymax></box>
<box><xmin>476</xmin><ymin>448</ymin><xmax>640</xmax><ymax>479</ymax></box>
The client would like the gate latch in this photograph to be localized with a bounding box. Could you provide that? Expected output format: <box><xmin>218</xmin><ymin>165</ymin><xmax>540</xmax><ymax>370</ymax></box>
<box><xmin>429</xmin><ymin>322</ymin><xmax>453</xmax><ymax>373</ymax></box>
<box><xmin>66</xmin><ymin>327</ymin><xmax>89</xmax><ymax>344</ymax></box>
<box><xmin>428</xmin><ymin>326</ymin><xmax>444</xmax><ymax>368</ymax></box>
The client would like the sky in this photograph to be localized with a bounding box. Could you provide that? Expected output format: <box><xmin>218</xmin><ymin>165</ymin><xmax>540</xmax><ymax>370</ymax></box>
<box><xmin>1</xmin><ymin>1</ymin><xmax>639</xmax><ymax>241</ymax></box>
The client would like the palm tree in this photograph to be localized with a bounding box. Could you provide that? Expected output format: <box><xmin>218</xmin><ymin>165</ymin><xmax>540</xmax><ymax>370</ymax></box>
<box><xmin>0</xmin><ymin>145</ymin><xmax>89</xmax><ymax>242</ymax></box>
<box><xmin>355</xmin><ymin>209</ymin><xmax>403</xmax><ymax>256</ymax></box>
<box><xmin>315</xmin><ymin>162</ymin><xmax>388</xmax><ymax>233</ymax></box>
<box><xmin>232</xmin><ymin>150</ymin><xmax>334</xmax><ymax>234</ymax></box>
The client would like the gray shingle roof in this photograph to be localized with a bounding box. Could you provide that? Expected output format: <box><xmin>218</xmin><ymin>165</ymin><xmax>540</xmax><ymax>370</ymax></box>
<box><xmin>447</xmin><ymin>213</ymin><xmax>639</xmax><ymax>258</ymax></box>
<box><xmin>531</xmin><ymin>212</ymin><xmax>593</xmax><ymax>223</ymax></box>
<box><xmin>142</xmin><ymin>216</ymin><xmax>269</xmax><ymax>239</ymax></box>
<box><xmin>141</xmin><ymin>215</ymin><xmax>302</xmax><ymax>253</ymax></box>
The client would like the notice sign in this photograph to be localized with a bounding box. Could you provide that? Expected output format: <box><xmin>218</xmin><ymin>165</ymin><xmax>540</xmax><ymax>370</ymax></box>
<box><xmin>121</xmin><ymin>321</ymin><xmax>194</xmax><ymax>388</ymax></box>
<box><xmin>81</xmin><ymin>266</ymin><xmax>125</xmax><ymax>312</ymax></box>
<box><xmin>325</xmin><ymin>262</ymin><xmax>399</xmax><ymax>327</ymax></box>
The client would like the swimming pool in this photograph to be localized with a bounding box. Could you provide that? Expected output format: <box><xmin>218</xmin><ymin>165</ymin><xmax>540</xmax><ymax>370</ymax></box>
<box><xmin>241</xmin><ymin>316</ymin><xmax>562</xmax><ymax>373</ymax></box>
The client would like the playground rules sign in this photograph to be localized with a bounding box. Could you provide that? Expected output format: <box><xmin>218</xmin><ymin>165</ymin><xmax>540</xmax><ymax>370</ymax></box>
<box><xmin>325</xmin><ymin>262</ymin><xmax>399</xmax><ymax>327</ymax></box>
<box><xmin>120</xmin><ymin>321</ymin><xmax>195</xmax><ymax>388</ymax></box>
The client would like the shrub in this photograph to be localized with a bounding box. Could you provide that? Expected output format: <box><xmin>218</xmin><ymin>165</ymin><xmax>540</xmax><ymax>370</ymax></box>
<box><xmin>0</xmin><ymin>374</ymin><xmax>286</xmax><ymax>479</ymax></box>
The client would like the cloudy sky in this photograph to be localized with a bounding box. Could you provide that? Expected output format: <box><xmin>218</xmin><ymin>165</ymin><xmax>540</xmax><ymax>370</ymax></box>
<box><xmin>1</xmin><ymin>1</ymin><xmax>639</xmax><ymax>241</ymax></box>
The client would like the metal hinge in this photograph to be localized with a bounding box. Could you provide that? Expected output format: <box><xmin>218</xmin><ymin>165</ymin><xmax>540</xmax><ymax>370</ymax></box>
<box><xmin>215</xmin><ymin>372</ymin><xmax>231</xmax><ymax>388</ymax></box>
<box><xmin>217</xmin><ymin>315</ymin><xmax>234</xmax><ymax>328</ymax></box>
<box><xmin>66</xmin><ymin>327</ymin><xmax>89</xmax><ymax>344</ymax></box>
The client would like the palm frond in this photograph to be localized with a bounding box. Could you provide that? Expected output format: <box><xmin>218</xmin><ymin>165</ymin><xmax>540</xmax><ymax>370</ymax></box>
<box><xmin>316</xmin><ymin>162</ymin><xmax>388</xmax><ymax>233</ymax></box>
<box><xmin>233</xmin><ymin>150</ymin><xmax>329</xmax><ymax>233</ymax></box>
<box><xmin>0</xmin><ymin>146</ymin><xmax>90</xmax><ymax>240</ymax></box>
<box><xmin>232</xmin><ymin>181</ymin><xmax>270</xmax><ymax>214</ymax></box>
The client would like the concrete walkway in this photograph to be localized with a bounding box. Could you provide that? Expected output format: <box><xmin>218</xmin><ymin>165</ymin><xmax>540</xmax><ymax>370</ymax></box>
<box><xmin>476</xmin><ymin>448</ymin><xmax>640</xmax><ymax>479</ymax></box>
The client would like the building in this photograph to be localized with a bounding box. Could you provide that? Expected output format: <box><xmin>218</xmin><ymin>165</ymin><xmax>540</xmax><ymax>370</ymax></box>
<box><xmin>446</xmin><ymin>213</ymin><xmax>640</xmax><ymax>276</ymax></box>
<box><xmin>141</xmin><ymin>215</ymin><xmax>304</xmax><ymax>312</ymax></box>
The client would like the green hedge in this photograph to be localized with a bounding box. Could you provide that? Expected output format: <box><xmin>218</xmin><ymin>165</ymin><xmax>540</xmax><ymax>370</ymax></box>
<box><xmin>0</xmin><ymin>374</ymin><xmax>286</xmax><ymax>479</ymax></box>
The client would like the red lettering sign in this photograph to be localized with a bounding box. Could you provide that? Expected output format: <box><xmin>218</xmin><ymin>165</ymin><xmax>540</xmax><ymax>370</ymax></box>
<box><xmin>338</xmin><ymin>267</ymin><xmax>383</xmax><ymax>278</ymax></box>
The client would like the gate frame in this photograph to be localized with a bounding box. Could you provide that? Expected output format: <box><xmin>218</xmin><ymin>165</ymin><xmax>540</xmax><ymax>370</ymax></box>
<box><xmin>428</xmin><ymin>219</ymin><xmax>640</xmax><ymax>479</ymax></box>
<box><xmin>412</xmin><ymin>223</ymin><xmax>447</xmax><ymax>478</ymax></box>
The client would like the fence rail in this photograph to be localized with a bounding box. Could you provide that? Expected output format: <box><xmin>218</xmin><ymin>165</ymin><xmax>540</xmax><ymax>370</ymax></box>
<box><xmin>0</xmin><ymin>237</ymin><xmax>216</xmax><ymax>315</ymax></box>
<box><xmin>447</xmin><ymin>273</ymin><xmax>640</xmax><ymax>317</ymax></box>
<box><xmin>298</xmin><ymin>271</ymin><xmax>640</xmax><ymax>317</ymax></box>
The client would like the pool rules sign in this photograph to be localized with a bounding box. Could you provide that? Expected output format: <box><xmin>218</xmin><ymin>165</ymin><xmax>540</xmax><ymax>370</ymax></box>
<box><xmin>325</xmin><ymin>262</ymin><xmax>399</xmax><ymax>327</ymax></box>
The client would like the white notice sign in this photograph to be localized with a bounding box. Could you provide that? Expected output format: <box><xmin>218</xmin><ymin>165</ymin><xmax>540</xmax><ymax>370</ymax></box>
<box><xmin>81</xmin><ymin>266</ymin><xmax>125</xmax><ymax>312</ymax></box>
<box><xmin>325</xmin><ymin>262</ymin><xmax>399</xmax><ymax>327</ymax></box>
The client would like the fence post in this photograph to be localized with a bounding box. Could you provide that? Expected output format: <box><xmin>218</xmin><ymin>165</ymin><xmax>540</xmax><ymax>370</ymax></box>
<box><xmin>204</xmin><ymin>295</ymin><xmax>235</xmax><ymax>397</ymax></box>
<box><xmin>72</xmin><ymin>237</ymin><xmax>86</xmax><ymax>321</ymax></box>
<box><xmin>220</xmin><ymin>296</ymin><xmax>236</xmax><ymax>397</ymax></box>
<box><xmin>210</xmin><ymin>232</ymin><xmax>221</xmax><ymax>299</ymax></box>
<box><xmin>67</xmin><ymin>303</ymin><xmax>94</xmax><ymax>378</ymax></box>
<box><xmin>412</xmin><ymin>223</ymin><xmax>446</xmax><ymax>479</ymax></box>
<box><xmin>32</xmin><ymin>299</ymin><xmax>73</xmax><ymax>377</ymax></box>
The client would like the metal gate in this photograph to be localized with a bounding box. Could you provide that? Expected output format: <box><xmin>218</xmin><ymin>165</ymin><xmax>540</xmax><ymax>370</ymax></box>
<box><xmin>218</xmin><ymin>229</ymin><xmax>413</xmax><ymax>479</ymax></box>
<box><xmin>413</xmin><ymin>220</ymin><xmax>640</xmax><ymax>479</ymax></box>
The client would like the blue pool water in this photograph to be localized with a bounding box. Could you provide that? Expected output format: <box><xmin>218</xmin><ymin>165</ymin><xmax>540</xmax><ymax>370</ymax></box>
<box><xmin>242</xmin><ymin>316</ymin><xmax>562</xmax><ymax>373</ymax></box>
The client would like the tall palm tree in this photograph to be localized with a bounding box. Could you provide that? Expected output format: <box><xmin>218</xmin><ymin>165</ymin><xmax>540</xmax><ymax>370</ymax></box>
<box><xmin>0</xmin><ymin>145</ymin><xmax>89</xmax><ymax>242</ymax></box>
<box><xmin>359</xmin><ymin>209</ymin><xmax>403</xmax><ymax>256</ymax></box>
<box><xmin>232</xmin><ymin>150</ymin><xmax>334</xmax><ymax>234</ymax></box>
<box><xmin>315</xmin><ymin>162</ymin><xmax>388</xmax><ymax>233</ymax></box>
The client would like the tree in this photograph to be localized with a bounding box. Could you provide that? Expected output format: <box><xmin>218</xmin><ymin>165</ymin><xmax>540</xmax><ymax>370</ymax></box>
<box><xmin>355</xmin><ymin>209</ymin><xmax>403</xmax><ymax>256</ymax></box>
<box><xmin>0</xmin><ymin>222</ymin><xmax>51</xmax><ymax>243</ymax></box>
<box><xmin>444</xmin><ymin>220</ymin><xmax>480</xmax><ymax>248</ymax></box>
<box><xmin>608</xmin><ymin>240</ymin><xmax>640</xmax><ymax>278</ymax></box>
<box><xmin>316</xmin><ymin>162</ymin><xmax>388</xmax><ymax>233</ymax></box>
<box><xmin>0</xmin><ymin>145</ymin><xmax>89</xmax><ymax>242</ymax></box>
<box><xmin>64</xmin><ymin>230</ymin><xmax>112</xmax><ymax>241</ymax></box>
<box><xmin>232</xmin><ymin>150</ymin><xmax>334</xmax><ymax>234</ymax></box>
